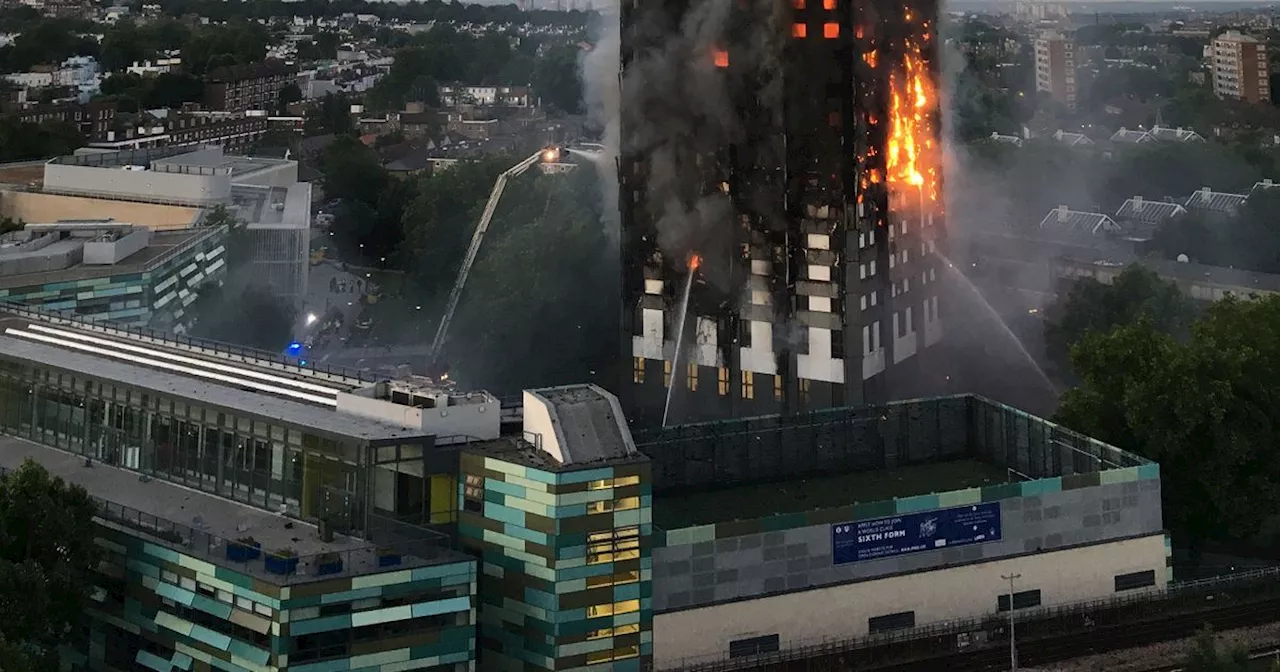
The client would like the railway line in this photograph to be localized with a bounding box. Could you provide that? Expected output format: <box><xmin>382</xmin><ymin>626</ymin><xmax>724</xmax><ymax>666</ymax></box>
<box><xmin>708</xmin><ymin>594</ymin><xmax>1280</xmax><ymax>672</ymax></box>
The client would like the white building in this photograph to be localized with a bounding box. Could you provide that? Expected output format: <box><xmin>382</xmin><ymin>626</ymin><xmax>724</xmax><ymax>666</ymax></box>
<box><xmin>126</xmin><ymin>57</ymin><xmax>182</xmax><ymax>77</ymax></box>
<box><xmin>33</xmin><ymin>146</ymin><xmax>311</xmax><ymax>304</ymax></box>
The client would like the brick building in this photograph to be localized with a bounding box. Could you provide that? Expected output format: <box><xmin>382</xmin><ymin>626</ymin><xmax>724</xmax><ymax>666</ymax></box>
<box><xmin>12</xmin><ymin>100</ymin><xmax>117</xmax><ymax>142</ymax></box>
<box><xmin>203</xmin><ymin>61</ymin><xmax>296</xmax><ymax>114</ymax></box>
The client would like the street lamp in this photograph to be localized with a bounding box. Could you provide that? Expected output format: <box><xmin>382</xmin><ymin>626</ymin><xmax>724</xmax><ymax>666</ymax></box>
<box><xmin>1002</xmin><ymin>572</ymin><xmax>1022</xmax><ymax>672</ymax></box>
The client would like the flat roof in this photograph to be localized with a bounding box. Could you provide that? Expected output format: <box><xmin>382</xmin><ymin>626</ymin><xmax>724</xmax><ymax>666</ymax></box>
<box><xmin>0</xmin><ymin>163</ymin><xmax>45</xmax><ymax>187</ymax></box>
<box><xmin>52</xmin><ymin>146</ymin><xmax>293</xmax><ymax>182</ymax></box>
<box><xmin>528</xmin><ymin>384</ymin><xmax>637</xmax><ymax>466</ymax></box>
<box><xmin>465</xmin><ymin>434</ymin><xmax>649</xmax><ymax>474</ymax></box>
<box><xmin>653</xmin><ymin>458</ymin><xmax>1013</xmax><ymax>530</ymax></box>
<box><xmin>0</xmin><ymin>436</ymin><xmax>468</xmax><ymax>583</ymax></box>
<box><xmin>0</xmin><ymin>229</ymin><xmax>209</xmax><ymax>290</ymax></box>
<box><xmin>0</xmin><ymin>329</ymin><xmax>425</xmax><ymax>443</ymax></box>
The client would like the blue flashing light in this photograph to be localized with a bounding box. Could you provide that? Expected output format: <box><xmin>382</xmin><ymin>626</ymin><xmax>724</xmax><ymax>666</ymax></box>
<box><xmin>299</xmin><ymin>360</ymin><xmax>308</xmax><ymax>366</ymax></box>
<box><xmin>287</xmin><ymin>342</ymin><xmax>303</xmax><ymax>356</ymax></box>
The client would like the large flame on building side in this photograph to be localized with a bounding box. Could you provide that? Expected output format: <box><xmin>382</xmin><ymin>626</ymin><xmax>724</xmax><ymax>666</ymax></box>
<box><xmin>885</xmin><ymin>13</ymin><xmax>940</xmax><ymax>210</ymax></box>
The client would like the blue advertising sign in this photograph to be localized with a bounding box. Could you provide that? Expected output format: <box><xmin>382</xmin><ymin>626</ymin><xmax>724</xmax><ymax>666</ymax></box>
<box><xmin>832</xmin><ymin>502</ymin><xmax>1002</xmax><ymax>565</ymax></box>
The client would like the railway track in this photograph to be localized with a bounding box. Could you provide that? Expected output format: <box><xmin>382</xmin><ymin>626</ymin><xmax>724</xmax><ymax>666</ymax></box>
<box><xmin>862</xmin><ymin>596</ymin><xmax>1280</xmax><ymax>672</ymax></box>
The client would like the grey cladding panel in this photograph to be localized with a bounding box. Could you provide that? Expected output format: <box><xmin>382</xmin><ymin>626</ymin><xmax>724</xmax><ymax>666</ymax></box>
<box><xmin>652</xmin><ymin>480</ymin><xmax>1164</xmax><ymax>611</ymax></box>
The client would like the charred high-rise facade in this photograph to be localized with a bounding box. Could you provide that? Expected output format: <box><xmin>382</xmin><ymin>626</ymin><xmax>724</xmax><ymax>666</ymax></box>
<box><xmin>619</xmin><ymin>0</ymin><xmax>945</xmax><ymax>427</ymax></box>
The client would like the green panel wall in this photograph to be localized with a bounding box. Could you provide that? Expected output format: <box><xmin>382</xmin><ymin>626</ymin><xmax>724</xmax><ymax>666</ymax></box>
<box><xmin>85</xmin><ymin>523</ymin><xmax>477</xmax><ymax>672</ymax></box>
<box><xmin>458</xmin><ymin>452</ymin><xmax>654</xmax><ymax>671</ymax></box>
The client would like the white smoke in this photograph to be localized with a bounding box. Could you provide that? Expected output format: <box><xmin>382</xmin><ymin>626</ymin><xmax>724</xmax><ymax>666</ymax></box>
<box><xmin>579</xmin><ymin>11</ymin><xmax>622</xmax><ymax>246</ymax></box>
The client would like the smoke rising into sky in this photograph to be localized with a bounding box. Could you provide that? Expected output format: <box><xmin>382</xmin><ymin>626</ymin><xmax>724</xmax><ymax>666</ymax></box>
<box><xmin>579</xmin><ymin>12</ymin><xmax>621</xmax><ymax>246</ymax></box>
<box><xmin>580</xmin><ymin>0</ymin><xmax>788</xmax><ymax>285</ymax></box>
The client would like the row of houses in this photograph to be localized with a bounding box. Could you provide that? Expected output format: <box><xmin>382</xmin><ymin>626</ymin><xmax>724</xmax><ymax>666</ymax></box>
<box><xmin>989</xmin><ymin>123</ymin><xmax>1207</xmax><ymax>148</ymax></box>
<box><xmin>1037</xmin><ymin>179</ymin><xmax>1280</xmax><ymax>236</ymax></box>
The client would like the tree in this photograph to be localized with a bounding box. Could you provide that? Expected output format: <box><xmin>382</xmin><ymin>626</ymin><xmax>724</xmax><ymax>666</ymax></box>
<box><xmin>1056</xmin><ymin>295</ymin><xmax>1280</xmax><ymax>549</ymax></box>
<box><xmin>304</xmin><ymin>93</ymin><xmax>354</xmax><ymax>137</ymax></box>
<box><xmin>0</xmin><ymin>460</ymin><xmax>101</xmax><ymax>670</ymax></box>
<box><xmin>1182</xmin><ymin>628</ymin><xmax>1251</xmax><ymax>672</ymax></box>
<box><xmin>321</xmin><ymin>136</ymin><xmax>388</xmax><ymax>207</ymax></box>
<box><xmin>313</xmin><ymin>31</ymin><xmax>340</xmax><ymax>60</ymax></box>
<box><xmin>0</xmin><ymin>18</ymin><xmax>98</xmax><ymax>74</ymax></box>
<box><xmin>1044</xmin><ymin>264</ymin><xmax>1195</xmax><ymax>375</ymax></box>
<box><xmin>277</xmin><ymin>83</ymin><xmax>302</xmax><ymax>114</ymax></box>
<box><xmin>1151</xmin><ymin>212</ymin><xmax>1216</xmax><ymax>265</ymax></box>
<box><xmin>398</xmin><ymin>156</ymin><xmax>510</xmax><ymax>292</ymax></box>
<box><xmin>445</xmin><ymin>167</ymin><xmax>618</xmax><ymax>392</ymax></box>
<box><xmin>0</xmin><ymin>116</ymin><xmax>84</xmax><ymax>162</ymax></box>
<box><xmin>181</xmin><ymin>21</ymin><xmax>270</xmax><ymax>76</ymax></box>
<box><xmin>532</xmin><ymin>43</ymin><xmax>583</xmax><ymax>114</ymax></box>
<box><xmin>99</xmin><ymin>71</ymin><xmax>204</xmax><ymax>110</ymax></box>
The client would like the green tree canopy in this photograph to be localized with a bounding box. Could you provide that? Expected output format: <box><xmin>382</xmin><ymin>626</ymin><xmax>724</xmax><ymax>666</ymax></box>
<box><xmin>304</xmin><ymin>93</ymin><xmax>355</xmax><ymax>137</ymax></box>
<box><xmin>398</xmin><ymin>156</ymin><xmax>510</xmax><ymax>292</ymax></box>
<box><xmin>1044</xmin><ymin>264</ymin><xmax>1194</xmax><ymax>375</ymax></box>
<box><xmin>0</xmin><ymin>460</ymin><xmax>101</xmax><ymax>671</ymax></box>
<box><xmin>1056</xmin><ymin>294</ymin><xmax>1280</xmax><ymax>546</ymax></box>
<box><xmin>0</xmin><ymin>18</ymin><xmax>98</xmax><ymax>74</ymax></box>
<box><xmin>1182</xmin><ymin>628</ymin><xmax>1251</xmax><ymax>672</ymax></box>
<box><xmin>0</xmin><ymin>116</ymin><xmax>84</xmax><ymax>162</ymax></box>
<box><xmin>446</xmin><ymin>167</ymin><xmax>616</xmax><ymax>392</ymax></box>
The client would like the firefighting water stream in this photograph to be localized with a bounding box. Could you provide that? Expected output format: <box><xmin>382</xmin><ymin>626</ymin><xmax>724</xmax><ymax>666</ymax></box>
<box><xmin>939</xmin><ymin>252</ymin><xmax>1057</xmax><ymax>395</ymax></box>
<box><xmin>662</xmin><ymin>255</ymin><xmax>700</xmax><ymax>428</ymax></box>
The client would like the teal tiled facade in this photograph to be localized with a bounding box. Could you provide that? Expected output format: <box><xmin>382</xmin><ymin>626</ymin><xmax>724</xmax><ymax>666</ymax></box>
<box><xmin>458</xmin><ymin>451</ymin><xmax>653</xmax><ymax>671</ymax></box>
<box><xmin>87</xmin><ymin>520</ymin><xmax>477</xmax><ymax>672</ymax></box>
<box><xmin>0</xmin><ymin>227</ymin><xmax>226</xmax><ymax>327</ymax></box>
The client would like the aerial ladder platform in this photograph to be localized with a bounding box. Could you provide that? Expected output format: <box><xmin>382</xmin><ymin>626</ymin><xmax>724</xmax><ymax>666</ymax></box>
<box><xmin>426</xmin><ymin>147</ymin><xmax>559</xmax><ymax>373</ymax></box>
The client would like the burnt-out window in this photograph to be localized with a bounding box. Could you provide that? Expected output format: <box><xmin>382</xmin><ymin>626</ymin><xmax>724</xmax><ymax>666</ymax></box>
<box><xmin>868</xmin><ymin>611</ymin><xmax>915</xmax><ymax>634</ymax></box>
<box><xmin>728</xmin><ymin>633</ymin><xmax>780</xmax><ymax>658</ymax></box>
<box><xmin>1115</xmin><ymin>570</ymin><xmax>1156</xmax><ymax>592</ymax></box>
<box><xmin>998</xmin><ymin>589</ymin><xmax>1042</xmax><ymax>612</ymax></box>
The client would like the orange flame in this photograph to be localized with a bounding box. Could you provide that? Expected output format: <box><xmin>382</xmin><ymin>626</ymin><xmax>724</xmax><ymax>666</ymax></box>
<box><xmin>713</xmin><ymin>50</ymin><xmax>729</xmax><ymax>68</ymax></box>
<box><xmin>886</xmin><ymin>30</ymin><xmax>939</xmax><ymax>207</ymax></box>
<box><xmin>689</xmin><ymin>254</ymin><xmax>702</xmax><ymax>271</ymax></box>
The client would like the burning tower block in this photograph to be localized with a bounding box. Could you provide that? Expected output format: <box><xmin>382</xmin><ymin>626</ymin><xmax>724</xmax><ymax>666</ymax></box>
<box><xmin>619</xmin><ymin>0</ymin><xmax>946</xmax><ymax>426</ymax></box>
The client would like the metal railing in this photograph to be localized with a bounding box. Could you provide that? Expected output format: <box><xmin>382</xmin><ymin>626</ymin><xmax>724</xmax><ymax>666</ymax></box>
<box><xmin>0</xmin><ymin>299</ymin><xmax>379</xmax><ymax>385</ymax></box>
<box><xmin>96</xmin><ymin>500</ymin><xmax>456</xmax><ymax>585</ymax></box>
<box><xmin>656</xmin><ymin>564</ymin><xmax>1280</xmax><ymax>671</ymax></box>
<box><xmin>146</xmin><ymin>225</ymin><xmax>227</xmax><ymax>272</ymax></box>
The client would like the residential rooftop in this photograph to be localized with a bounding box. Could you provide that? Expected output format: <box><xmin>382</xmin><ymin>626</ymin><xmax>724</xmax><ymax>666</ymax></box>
<box><xmin>1038</xmin><ymin>205</ymin><xmax>1121</xmax><ymax>235</ymax></box>
<box><xmin>0</xmin><ymin>436</ymin><xmax>468</xmax><ymax>584</ymax></box>
<box><xmin>1184</xmin><ymin>186</ymin><xmax>1248</xmax><ymax>214</ymax></box>
<box><xmin>1115</xmin><ymin>196</ymin><xmax>1186</xmax><ymax>224</ymax></box>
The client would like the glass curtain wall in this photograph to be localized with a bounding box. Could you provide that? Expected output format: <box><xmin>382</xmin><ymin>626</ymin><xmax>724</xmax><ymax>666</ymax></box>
<box><xmin>0</xmin><ymin>360</ymin><xmax>365</xmax><ymax>531</ymax></box>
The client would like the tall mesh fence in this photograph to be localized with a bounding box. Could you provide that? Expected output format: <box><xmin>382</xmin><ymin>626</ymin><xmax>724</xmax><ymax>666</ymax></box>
<box><xmin>636</xmin><ymin>394</ymin><xmax>1148</xmax><ymax>495</ymax></box>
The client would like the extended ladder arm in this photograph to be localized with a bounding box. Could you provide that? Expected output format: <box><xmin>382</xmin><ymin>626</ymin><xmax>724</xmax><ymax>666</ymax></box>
<box><xmin>427</xmin><ymin>150</ymin><xmax>546</xmax><ymax>362</ymax></box>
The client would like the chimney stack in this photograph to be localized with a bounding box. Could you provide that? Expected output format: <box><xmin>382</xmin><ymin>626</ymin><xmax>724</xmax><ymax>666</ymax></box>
<box><xmin>1058</xmin><ymin>205</ymin><xmax>1069</xmax><ymax>221</ymax></box>
<box><xmin>1201</xmin><ymin>186</ymin><xmax>1212</xmax><ymax>202</ymax></box>
<box><xmin>1133</xmin><ymin>195</ymin><xmax>1143</xmax><ymax>212</ymax></box>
